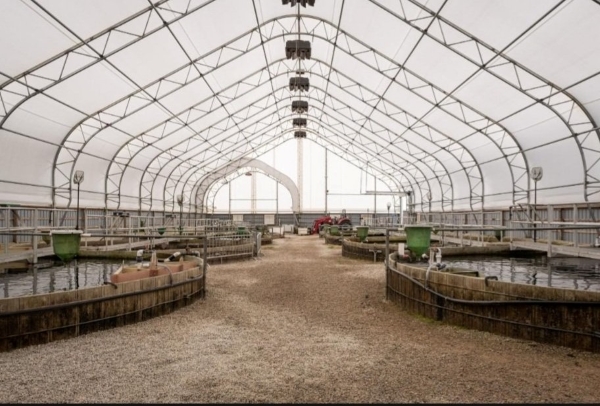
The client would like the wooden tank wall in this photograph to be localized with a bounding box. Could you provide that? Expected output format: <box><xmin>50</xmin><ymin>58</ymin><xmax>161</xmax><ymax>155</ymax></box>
<box><xmin>386</xmin><ymin>257</ymin><xmax>600</xmax><ymax>353</ymax></box>
<box><xmin>0</xmin><ymin>266</ymin><xmax>205</xmax><ymax>352</ymax></box>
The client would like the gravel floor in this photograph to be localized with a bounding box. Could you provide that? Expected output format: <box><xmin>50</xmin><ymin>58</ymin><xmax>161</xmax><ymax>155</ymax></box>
<box><xmin>1</xmin><ymin>235</ymin><xmax>600</xmax><ymax>403</ymax></box>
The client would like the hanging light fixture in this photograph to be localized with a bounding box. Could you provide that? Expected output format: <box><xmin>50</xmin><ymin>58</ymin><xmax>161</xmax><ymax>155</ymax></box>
<box><xmin>294</xmin><ymin>131</ymin><xmax>307</xmax><ymax>138</ymax></box>
<box><xmin>289</xmin><ymin>77</ymin><xmax>309</xmax><ymax>92</ymax></box>
<box><xmin>293</xmin><ymin>118</ymin><xmax>307</xmax><ymax>127</ymax></box>
<box><xmin>285</xmin><ymin>40</ymin><xmax>311</xmax><ymax>60</ymax></box>
<box><xmin>282</xmin><ymin>0</ymin><xmax>315</xmax><ymax>6</ymax></box>
<box><xmin>291</xmin><ymin>100</ymin><xmax>309</xmax><ymax>113</ymax></box>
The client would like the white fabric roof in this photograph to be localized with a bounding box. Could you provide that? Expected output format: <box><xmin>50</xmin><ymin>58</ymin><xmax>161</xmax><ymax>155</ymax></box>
<box><xmin>1</xmin><ymin>0</ymin><xmax>600</xmax><ymax>213</ymax></box>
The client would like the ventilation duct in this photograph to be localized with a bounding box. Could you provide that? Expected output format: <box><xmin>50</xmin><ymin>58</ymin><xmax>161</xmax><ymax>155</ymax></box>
<box><xmin>293</xmin><ymin>118</ymin><xmax>307</xmax><ymax>128</ymax></box>
<box><xmin>291</xmin><ymin>100</ymin><xmax>309</xmax><ymax>113</ymax></box>
<box><xmin>289</xmin><ymin>77</ymin><xmax>309</xmax><ymax>92</ymax></box>
<box><xmin>282</xmin><ymin>0</ymin><xmax>315</xmax><ymax>7</ymax></box>
<box><xmin>285</xmin><ymin>40</ymin><xmax>311</xmax><ymax>60</ymax></box>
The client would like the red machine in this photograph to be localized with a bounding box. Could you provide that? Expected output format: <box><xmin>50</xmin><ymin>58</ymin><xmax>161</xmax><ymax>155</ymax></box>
<box><xmin>311</xmin><ymin>213</ymin><xmax>352</xmax><ymax>235</ymax></box>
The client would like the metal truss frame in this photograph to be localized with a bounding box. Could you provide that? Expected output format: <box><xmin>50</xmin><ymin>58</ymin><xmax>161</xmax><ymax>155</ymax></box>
<box><xmin>0</xmin><ymin>4</ymin><xmax>597</xmax><ymax>211</ymax></box>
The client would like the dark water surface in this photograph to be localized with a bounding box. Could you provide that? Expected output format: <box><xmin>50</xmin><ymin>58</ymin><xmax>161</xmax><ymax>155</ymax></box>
<box><xmin>3</xmin><ymin>254</ymin><xmax>600</xmax><ymax>298</ymax></box>
<box><xmin>1</xmin><ymin>259</ymin><xmax>125</xmax><ymax>298</ymax></box>
<box><xmin>444</xmin><ymin>255</ymin><xmax>600</xmax><ymax>292</ymax></box>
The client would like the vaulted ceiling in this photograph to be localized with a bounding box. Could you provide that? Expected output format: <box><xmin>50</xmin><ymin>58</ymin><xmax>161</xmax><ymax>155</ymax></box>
<box><xmin>1</xmin><ymin>0</ymin><xmax>600</xmax><ymax>213</ymax></box>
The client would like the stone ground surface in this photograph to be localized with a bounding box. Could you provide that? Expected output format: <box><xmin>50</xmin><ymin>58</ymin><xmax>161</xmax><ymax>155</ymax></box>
<box><xmin>1</xmin><ymin>235</ymin><xmax>600</xmax><ymax>403</ymax></box>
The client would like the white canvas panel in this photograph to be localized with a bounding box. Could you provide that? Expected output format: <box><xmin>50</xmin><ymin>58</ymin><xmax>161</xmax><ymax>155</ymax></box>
<box><xmin>421</xmin><ymin>109</ymin><xmax>476</xmax><ymax>139</ymax></box>
<box><xmin>440</xmin><ymin>0</ymin><xmax>559</xmax><ymax>51</ymax></box>
<box><xmin>169</xmin><ymin>1</ymin><xmax>256</xmax><ymax>60</ymax></box>
<box><xmin>74</xmin><ymin>154</ymin><xmax>110</xmax><ymax>193</ymax></box>
<box><xmin>84</xmin><ymin>126</ymin><xmax>130</xmax><ymax>157</ymax></box>
<box><xmin>500</xmin><ymin>104</ymin><xmax>570</xmax><ymax>150</ymax></box>
<box><xmin>113</xmin><ymin>103</ymin><xmax>171</xmax><ymax>136</ymax></box>
<box><xmin>479</xmin><ymin>159</ymin><xmax>514</xmax><ymax>197</ymax></box>
<box><xmin>225</xmin><ymin>84</ymin><xmax>273</xmax><ymax>115</ymax></box>
<box><xmin>78</xmin><ymin>190</ymin><xmax>110</xmax><ymax>209</ymax></box>
<box><xmin>307</xmin><ymin>39</ymin><xmax>336</xmax><ymax>67</ymax></box>
<box><xmin>0</xmin><ymin>130</ymin><xmax>55</xmax><ymax>185</ymax></box>
<box><xmin>411</xmin><ymin>0</ymin><xmax>449</xmax><ymax>13</ymax></box>
<box><xmin>332</xmin><ymin>49</ymin><xmax>392</xmax><ymax>94</ymax></box>
<box><xmin>0</xmin><ymin>182</ymin><xmax>51</xmax><ymax>206</ymax></box>
<box><xmin>405</xmin><ymin>36</ymin><xmax>479</xmax><ymax>93</ymax></box>
<box><xmin>525</xmin><ymin>140</ymin><xmax>583</xmax><ymax>189</ymax></box>
<box><xmin>569</xmin><ymin>75</ymin><xmax>600</xmax><ymax>127</ymax></box>
<box><xmin>158</xmin><ymin>80</ymin><xmax>213</xmax><ymax>114</ymax></box>
<box><xmin>107</xmin><ymin>28</ymin><xmax>190</xmax><ymax>88</ymax></box>
<box><xmin>145</xmin><ymin>127</ymin><xmax>195</xmax><ymax>158</ymax></box>
<box><xmin>453</xmin><ymin>70</ymin><xmax>532</xmax><ymax>121</ymax></box>
<box><xmin>187</xmin><ymin>107</ymin><xmax>232</xmax><ymax>134</ymax></box>
<box><xmin>506</xmin><ymin>1</ymin><xmax>600</xmax><ymax>88</ymax></box>
<box><xmin>341</xmin><ymin>0</ymin><xmax>421</xmax><ymax>65</ymax></box>
<box><xmin>46</xmin><ymin>62</ymin><xmax>137</xmax><ymax>115</ymax></box>
<box><xmin>384</xmin><ymin>81</ymin><xmax>434</xmax><ymax>118</ymax></box>
<box><xmin>537</xmin><ymin>185</ymin><xmax>585</xmax><ymax>205</ymax></box>
<box><xmin>37</xmin><ymin>0</ymin><xmax>149</xmax><ymax>40</ymax></box>
<box><xmin>204</xmin><ymin>48</ymin><xmax>267</xmax><ymax>93</ymax></box>
<box><xmin>119</xmin><ymin>167</ymin><xmax>143</xmax><ymax>199</ymax></box>
<box><xmin>119</xmin><ymin>196</ymin><xmax>140</xmax><ymax>211</ymax></box>
<box><xmin>483</xmin><ymin>191</ymin><xmax>514</xmax><ymax>209</ymax></box>
<box><xmin>325</xmin><ymin>85</ymin><xmax>369</xmax><ymax>116</ymax></box>
<box><xmin>459</xmin><ymin>132</ymin><xmax>503</xmax><ymax>162</ymax></box>
<box><xmin>3</xmin><ymin>94</ymin><xmax>85</xmax><ymax>143</ymax></box>
<box><xmin>445</xmin><ymin>171</ymin><xmax>469</xmax><ymax>203</ymax></box>
<box><xmin>0</xmin><ymin>1</ymin><xmax>77</xmax><ymax>77</ymax></box>
<box><xmin>369</xmin><ymin>109</ymin><xmax>408</xmax><ymax>136</ymax></box>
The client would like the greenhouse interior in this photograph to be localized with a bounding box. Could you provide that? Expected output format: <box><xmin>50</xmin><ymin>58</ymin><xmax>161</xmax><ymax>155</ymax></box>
<box><xmin>1</xmin><ymin>0</ymin><xmax>600</xmax><ymax>403</ymax></box>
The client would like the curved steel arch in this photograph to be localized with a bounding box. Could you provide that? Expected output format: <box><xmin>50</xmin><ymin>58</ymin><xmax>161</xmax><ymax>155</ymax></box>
<box><xmin>1</xmin><ymin>11</ymin><xmax>595</xmax><ymax>209</ymax></box>
<box><xmin>42</xmin><ymin>16</ymin><xmax>526</xmax><ymax>211</ymax></box>
<box><xmin>194</xmin><ymin>158</ymin><xmax>300</xmax><ymax>213</ymax></box>
<box><xmin>147</xmin><ymin>100</ymin><xmax>441</xmax><ymax>214</ymax></box>
<box><xmin>106</xmin><ymin>63</ymin><xmax>484</xmax><ymax>213</ymax></box>
<box><xmin>194</xmin><ymin>133</ymin><xmax>406</xmax><ymax>216</ymax></box>
<box><xmin>175</xmin><ymin>109</ymin><xmax>426</xmax><ymax>215</ymax></box>
<box><xmin>369</xmin><ymin>0</ymin><xmax>600</xmax><ymax>203</ymax></box>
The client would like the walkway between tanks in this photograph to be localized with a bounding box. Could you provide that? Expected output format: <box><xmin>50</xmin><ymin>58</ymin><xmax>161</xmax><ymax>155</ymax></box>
<box><xmin>1</xmin><ymin>235</ymin><xmax>600</xmax><ymax>403</ymax></box>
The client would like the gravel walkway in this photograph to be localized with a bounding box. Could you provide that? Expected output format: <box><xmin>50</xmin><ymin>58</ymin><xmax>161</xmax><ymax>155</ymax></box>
<box><xmin>1</xmin><ymin>235</ymin><xmax>600</xmax><ymax>403</ymax></box>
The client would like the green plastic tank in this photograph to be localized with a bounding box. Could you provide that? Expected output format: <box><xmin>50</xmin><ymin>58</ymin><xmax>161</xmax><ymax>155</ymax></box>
<box><xmin>50</xmin><ymin>230</ymin><xmax>83</xmax><ymax>262</ymax></box>
<box><xmin>356</xmin><ymin>226</ymin><xmax>369</xmax><ymax>242</ymax></box>
<box><xmin>329</xmin><ymin>225</ymin><xmax>340</xmax><ymax>236</ymax></box>
<box><xmin>404</xmin><ymin>225</ymin><xmax>432</xmax><ymax>257</ymax></box>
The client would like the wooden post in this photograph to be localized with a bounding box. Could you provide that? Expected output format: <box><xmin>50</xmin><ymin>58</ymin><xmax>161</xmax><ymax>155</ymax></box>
<box><xmin>32</xmin><ymin>209</ymin><xmax>38</xmax><ymax>264</ymax></box>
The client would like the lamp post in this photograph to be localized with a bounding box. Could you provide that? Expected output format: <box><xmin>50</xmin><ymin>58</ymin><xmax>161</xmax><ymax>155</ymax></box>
<box><xmin>530</xmin><ymin>167</ymin><xmax>543</xmax><ymax>242</ymax></box>
<box><xmin>426</xmin><ymin>191</ymin><xmax>432</xmax><ymax>223</ymax></box>
<box><xmin>387</xmin><ymin>202</ymin><xmax>391</xmax><ymax>226</ymax></box>
<box><xmin>73</xmin><ymin>170</ymin><xmax>84</xmax><ymax>230</ymax></box>
<box><xmin>177</xmin><ymin>194</ymin><xmax>184</xmax><ymax>235</ymax></box>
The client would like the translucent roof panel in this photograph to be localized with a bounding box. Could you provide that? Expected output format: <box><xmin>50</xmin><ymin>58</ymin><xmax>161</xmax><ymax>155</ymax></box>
<box><xmin>1</xmin><ymin>0</ymin><xmax>600</xmax><ymax>212</ymax></box>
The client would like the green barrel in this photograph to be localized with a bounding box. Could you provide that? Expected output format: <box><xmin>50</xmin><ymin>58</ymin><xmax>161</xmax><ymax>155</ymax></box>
<box><xmin>157</xmin><ymin>227</ymin><xmax>166</xmax><ymax>235</ymax></box>
<box><xmin>356</xmin><ymin>226</ymin><xmax>369</xmax><ymax>242</ymax></box>
<box><xmin>50</xmin><ymin>230</ymin><xmax>83</xmax><ymax>262</ymax></box>
<box><xmin>404</xmin><ymin>225</ymin><xmax>432</xmax><ymax>257</ymax></box>
<box><xmin>329</xmin><ymin>225</ymin><xmax>340</xmax><ymax>236</ymax></box>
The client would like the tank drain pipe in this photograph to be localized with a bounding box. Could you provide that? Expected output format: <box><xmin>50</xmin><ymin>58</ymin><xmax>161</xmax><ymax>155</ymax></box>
<box><xmin>157</xmin><ymin>265</ymin><xmax>174</xmax><ymax>286</ymax></box>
